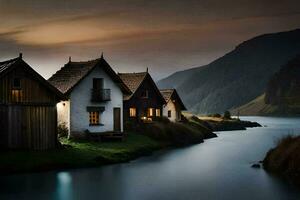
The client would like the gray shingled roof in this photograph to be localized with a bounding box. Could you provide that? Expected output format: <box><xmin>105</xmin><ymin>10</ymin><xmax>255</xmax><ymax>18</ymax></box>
<box><xmin>48</xmin><ymin>57</ymin><xmax>130</xmax><ymax>95</ymax></box>
<box><xmin>118</xmin><ymin>72</ymin><xmax>147</xmax><ymax>92</ymax></box>
<box><xmin>118</xmin><ymin>72</ymin><xmax>166</xmax><ymax>104</ymax></box>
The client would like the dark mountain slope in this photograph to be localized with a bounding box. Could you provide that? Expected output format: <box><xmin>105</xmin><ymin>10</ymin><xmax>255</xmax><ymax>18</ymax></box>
<box><xmin>233</xmin><ymin>55</ymin><xmax>300</xmax><ymax>116</ymax></box>
<box><xmin>157</xmin><ymin>29</ymin><xmax>300</xmax><ymax>114</ymax></box>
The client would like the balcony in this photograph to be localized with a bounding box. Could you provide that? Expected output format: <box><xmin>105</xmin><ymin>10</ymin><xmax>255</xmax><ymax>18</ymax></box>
<box><xmin>91</xmin><ymin>89</ymin><xmax>111</xmax><ymax>102</ymax></box>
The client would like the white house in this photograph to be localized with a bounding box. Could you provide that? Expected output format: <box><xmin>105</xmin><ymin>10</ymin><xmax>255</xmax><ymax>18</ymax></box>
<box><xmin>48</xmin><ymin>55</ymin><xmax>131</xmax><ymax>138</ymax></box>
<box><xmin>160</xmin><ymin>89</ymin><xmax>186</xmax><ymax>122</ymax></box>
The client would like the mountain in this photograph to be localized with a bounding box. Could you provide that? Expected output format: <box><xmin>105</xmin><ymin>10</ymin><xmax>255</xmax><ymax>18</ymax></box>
<box><xmin>232</xmin><ymin>55</ymin><xmax>300</xmax><ymax>116</ymax></box>
<box><xmin>157</xmin><ymin>29</ymin><xmax>300</xmax><ymax>114</ymax></box>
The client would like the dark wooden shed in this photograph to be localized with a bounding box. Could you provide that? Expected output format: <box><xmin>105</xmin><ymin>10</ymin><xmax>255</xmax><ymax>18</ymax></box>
<box><xmin>0</xmin><ymin>54</ymin><xmax>63</xmax><ymax>150</ymax></box>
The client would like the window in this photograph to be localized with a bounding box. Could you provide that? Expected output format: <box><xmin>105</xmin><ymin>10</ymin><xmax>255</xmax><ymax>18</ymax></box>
<box><xmin>93</xmin><ymin>78</ymin><xmax>103</xmax><ymax>89</ymax></box>
<box><xmin>11</xmin><ymin>89</ymin><xmax>23</xmax><ymax>102</ymax></box>
<box><xmin>156</xmin><ymin>109</ymin><xmax>161</xmax><ymax>117</ymax></box>
<box><xmin>141</xmin><ymin>90</ymin><xmax>148</xmax><ymax>98</ymax></box>
<box><xmin>168</xmin><ymin>110</ymin><xmax>172</xmax><ymax>118</ymax></box>
<box><xmin>148</xmin><ymin>108</ymin><xmax>154</xmax><ymax>117</ymax></box>
<box><xmin>89</xmin><ymin>111</ymin><xmax>100</xmax><ymax>125</ymax></box>
<box><xmin>129</xmin><ymin>108</ymin><xmax>136</xmax><ymax>117</ymax></box>
<box><xmin>13</xmin><ymin>78</ymin><xmax>21</xmax><ymax>88</ymax></box>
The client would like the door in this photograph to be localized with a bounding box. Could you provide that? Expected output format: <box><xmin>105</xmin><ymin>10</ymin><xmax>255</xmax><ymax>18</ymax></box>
<box><xmin>113</xmin><ymin>107</ymin><xmax>121</xmax><ymax>132</ymax></box>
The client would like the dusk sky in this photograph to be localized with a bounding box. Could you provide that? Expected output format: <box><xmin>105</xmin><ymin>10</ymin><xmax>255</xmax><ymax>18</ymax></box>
<box><xmin>1</xmin><ymin>0</ymin><xmax>300</xmax><ymax>80</ymax></box>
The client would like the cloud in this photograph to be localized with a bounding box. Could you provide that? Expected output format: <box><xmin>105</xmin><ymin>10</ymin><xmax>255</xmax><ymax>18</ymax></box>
<box><xmin>0</xmin><ymin>0</ymin><xmax>300</xmax><ymax>80</ymax></box>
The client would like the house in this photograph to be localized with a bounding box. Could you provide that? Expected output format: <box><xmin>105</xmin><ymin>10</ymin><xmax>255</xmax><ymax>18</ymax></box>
<box><xmin>160</xmin><ymin>89</ymin><xmax>186</xmax><ymax>122</ymax></box>
<box><xmin>48</xmin><ymin>55</ymin><xmax>131</xmax><ymax>139</ymax></box>
<box><xmin>0</xmin><ymin>54</ymin><xmax>63</xmax><ymax>150</ymax></box>
<box><xmin>118</xmin><ymin>71</ymin><xmax>166</xmax><ymax>123</ymax></box>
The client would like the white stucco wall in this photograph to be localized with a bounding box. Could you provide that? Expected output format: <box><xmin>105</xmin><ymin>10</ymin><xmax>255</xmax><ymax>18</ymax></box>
<box><xmin>57</xmin><ymin>100</ymin><xmax>70</xmax><ymax>134</ymax></box>
<box><xmin>163</xmin><ymin>100</ymin><xmax>181</xmax><ymax>122</ymax></box>
<box><xmin>66</xmin><ymin>66</ymin><xmax>123</xmax><ymax>136</ymax></box>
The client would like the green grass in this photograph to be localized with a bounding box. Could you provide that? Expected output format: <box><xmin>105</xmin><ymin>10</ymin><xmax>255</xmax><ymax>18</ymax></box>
<box><xmin>0</xmin><ymin>133</ymin><xmax>161</xmax><ymax>174</ymax></box>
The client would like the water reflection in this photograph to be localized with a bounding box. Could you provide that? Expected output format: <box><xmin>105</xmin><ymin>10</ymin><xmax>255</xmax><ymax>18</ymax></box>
<box><xmin>56</xmin><ymin>172</ymin><xmax>73</xmax><ymax>200</ymax></box>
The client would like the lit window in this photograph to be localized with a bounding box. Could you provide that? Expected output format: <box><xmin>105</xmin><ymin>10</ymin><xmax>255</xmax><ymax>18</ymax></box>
<box><xmin>148</xmin><ymin>108</ymin><xmax>154</xmax><ymax>117</ymax></box>
<box><xmin>11</xmin><ymin>89</ymin><xmax>22</xmax><ymax>102</ymax></box>
<box><xmin>129</xmin><ymin>108</ymin><xmax>136</xmax><ymax>117</ymax></box>
<box><xmin>156</xmin><ymin>109</ymin><xmax>161</xmax><ymax>117</ymax></box>
<box><xmin>168</xmin><ymin>110</ymin><xmax>172</xmax><ymax>118</ymax></box>
<box><xmin>141</xmin><ymin>90</ymin><xmax>148</xmax><ymax>98</ymax></box>
<box><xmin>89</xmin><ymin>111</ymin><xmax>100</xmax><ymax>125</ymax></box>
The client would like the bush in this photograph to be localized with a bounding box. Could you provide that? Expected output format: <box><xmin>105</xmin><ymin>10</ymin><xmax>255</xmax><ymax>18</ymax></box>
<box><xmin>58</xmin><ymin>123</ymin><xmax>69</xmax><ymax>138</ymax></box>
<box><xmin>263</xmin><ymin>135</ymin><xmax>300</xmax><ymax>186</ymax></box>
<box><xmin>223</xmin><ymin>111</ymin><xmax>231</xmax><ymax>119</ymax></box>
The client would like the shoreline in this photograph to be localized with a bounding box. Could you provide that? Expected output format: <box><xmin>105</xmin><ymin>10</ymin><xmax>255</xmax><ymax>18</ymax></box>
<box><xmin>0</xmin><ymin>117</ymin><xmax>261</xmax><ymax>175</ymax></box>
<box><xmin>0</xmin><ymin>134</ymin><xmax>163</xmax><ymax>175</ymax></box>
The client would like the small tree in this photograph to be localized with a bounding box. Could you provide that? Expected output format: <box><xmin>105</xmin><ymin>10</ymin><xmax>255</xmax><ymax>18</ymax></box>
<box><xmin>223</xmin><ymin>111</ymin><xmax>231</xmax><ymax>119</ymax></box>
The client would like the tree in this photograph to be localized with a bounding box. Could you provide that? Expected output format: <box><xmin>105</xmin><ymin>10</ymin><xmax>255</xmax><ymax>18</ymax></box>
<box><xmin>223</xmin><ymin>111</ymin><xmax>231</xmax><ymax>119</ymax></box>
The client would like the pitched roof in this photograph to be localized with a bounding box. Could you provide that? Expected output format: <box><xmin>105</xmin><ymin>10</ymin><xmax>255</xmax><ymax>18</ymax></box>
<box><xmin>0</xmin><ymin>57</ymin><xmax>19</xmax><ymax>74</ymax></box>
<box><xmin>160</xmin><ymin>89</ymin><xmax>186</xmax><ymax>110</ymax></box>
<box><xmin>48</xmin><ymin>57</ymin><xmax>131</xmax><ymax>95</ymax></box>
<box><xmin>118</xmin><ymin>72</ymin><xmax>166</xmax><ymax>103</ymax></box>
<box><xmin>0</xmin><ymin>55</ymin><xmax>64</xmax><ymax>99</ymax></box>
<box><xmin>118</xmin><ymin>72</ymin><xmax>147</xmax><ymax>92</ymax></box>
<box><xmin>160</xmin><ymin>89</ymin><xmax>174</xmax><ymax>102</ymax></box>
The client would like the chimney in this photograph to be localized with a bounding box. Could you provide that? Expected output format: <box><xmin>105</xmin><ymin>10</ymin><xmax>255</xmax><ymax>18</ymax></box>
<box><xmin>19</xmin><ymin>53</ymin><xmax>23</xmax><ymax>59</ymax></box>
<box><xmin>146</xmin><ymin>67</ymin><xmax>149</xmax><ymax>73</ymax></box>
<box><xmin>69</xmin><ymin>56</ymin><xmax>71</xmax><ymax>62</ymax></box>
<box><xmin>101</xmin><ymin>52</ymin><xmax>104</xmax><ymax>59</ymax></box>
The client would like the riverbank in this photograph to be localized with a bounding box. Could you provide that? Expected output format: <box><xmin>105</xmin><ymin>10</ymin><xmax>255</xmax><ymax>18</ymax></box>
<box><xmin>184</xmin><ymin>114</ymin><xmax>261</xmax><ymax>131</ymax></box>
<box><xmin>0</xmin><ymin>119</ymin><xmax>216</xmax><ymax>175</ymax></box>
<box><xmin>263</xmin><ymin>135</ymin><xmax>300</xmax><ymax>187</ymax></box>
<box><xmin>0</xmin><ymin>133</ymin><xmax>162</xmax><ymax>175</ymax></box>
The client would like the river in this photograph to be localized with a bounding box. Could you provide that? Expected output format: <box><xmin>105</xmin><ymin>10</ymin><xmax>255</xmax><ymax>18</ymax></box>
<box><xmin>1</xmin><ymin>117</ymin><xmax>300</xmax><ymax>200</ymax></box>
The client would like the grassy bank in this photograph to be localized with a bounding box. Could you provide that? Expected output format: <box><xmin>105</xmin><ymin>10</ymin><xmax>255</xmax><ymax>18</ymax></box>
<box><xmin>264</xmin><ymin>135</ymin><xmax>300</xmax><ymax>187</ymax></box>
<box><xmin>0</xmin><ymin>133</ymin><xmax>161</xmax><ymax>175</ymax></box>
<box><xmin>138</xmin><ymin>119</ymin><xmax>217</xmax><ymax>146</ymax></box>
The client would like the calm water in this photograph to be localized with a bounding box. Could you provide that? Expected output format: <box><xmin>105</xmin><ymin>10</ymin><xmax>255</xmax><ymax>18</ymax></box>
<box><xmin>1</xmin><ymin>117</ymin><xmax>300</xmax><ymax>200</ymax></box>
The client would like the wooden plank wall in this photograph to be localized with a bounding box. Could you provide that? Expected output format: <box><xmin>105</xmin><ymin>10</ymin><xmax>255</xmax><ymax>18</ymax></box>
<box><xmin>0</xmin><ymin>66</ymin><xmax>57</xmax><ymax>104</ymax></box>
<box><xmin>7</xmin><ymin>105</ymin><xmax>57</xmax><ymax>150</ymax></box>
<box><xmin>0</xmin><ymin>63</ymin><xmax>59</xmax><ymax>150</ymax></box>
<box><xmin>0</xmin><ymin>105</ymin><xmax>8</xmax><ymax>148</ymax></box>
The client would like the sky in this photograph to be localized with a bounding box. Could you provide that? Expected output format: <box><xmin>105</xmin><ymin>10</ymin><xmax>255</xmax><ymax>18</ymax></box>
<box><xmin>1</xmin><ymin>0</ymin><xmax>300</xmax><ymax>80</ymax></box>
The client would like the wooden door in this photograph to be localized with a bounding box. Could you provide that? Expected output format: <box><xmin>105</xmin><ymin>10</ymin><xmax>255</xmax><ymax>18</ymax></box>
<box><xmin>113</xmin><ymin>107</ymin><xmax>121</xmax><ymax>132</ymax></box>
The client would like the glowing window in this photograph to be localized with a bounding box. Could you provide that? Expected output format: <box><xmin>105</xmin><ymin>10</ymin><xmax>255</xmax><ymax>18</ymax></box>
<box><xmin>11</xmin><ymin>89</ymin><xmax>23</xmax><ymax>102</ymax></box>
<box><xmin>156</xmin><ymin>109</ymin><xmax>161</xmax><ymax>117</ymax></box>
<box><xmin>129</xmin><ymin>108</ymin><xmax>136</xmax><ymax>117</ymax></box>
<box><xmin>89</xmin><ymin>111</ymin><xmax>100</xmax><ymax>125</ymax></box>
<box><xmin>148</xmin><ymin>108</ymin><xmax>154</xmax><ymax>117</ymax></box>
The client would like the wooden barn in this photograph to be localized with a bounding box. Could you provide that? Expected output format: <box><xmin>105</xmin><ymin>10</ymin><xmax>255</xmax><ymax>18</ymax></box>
<box><xmin>0</xmin><ymin>54</ymin><xmax>63</xmax><ymax>150</ymax></box>
<box><xmin>118</xmin><ymin>71</ymin><xmax>166</xmax><ymax>123</ymax></box>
